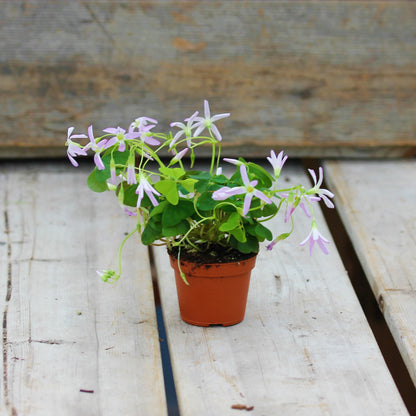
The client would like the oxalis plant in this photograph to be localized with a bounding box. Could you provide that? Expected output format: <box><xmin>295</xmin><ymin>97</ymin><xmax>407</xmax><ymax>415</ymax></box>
<box><xmin>66</xmin><ymin>100</ymin><xmax>335</xmax><ymax>284</ymax></box>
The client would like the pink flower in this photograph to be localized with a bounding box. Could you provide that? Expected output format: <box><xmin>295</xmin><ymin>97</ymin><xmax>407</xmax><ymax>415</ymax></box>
<box><xmin>171</xmin><ymin>147</ymin><xmax>189</xmax><ymax>164</ymax></box>
<box><xmin>170</xmin><ymin>111</ymin><xmax>199</xmax><ymax>148</ymax></box>
<box><xmin>193</xmin><ymin>100</ymin><xmax>230</xmax><ymax>142</ymax></box>
<box><xmin>300</xmin><ymin>222</ymin><xmax>330</xmax><ymax>255</ymax></box>
<box><xmin>129</xmin><ymin>116</ymin><xmax>157</xmax><ymax>131</ymax></box>
<box><xmin>266</xmin><ymin>241</ymin><xmax>277</xmax><ymax>251</ymax></box>
<box><xmin>136</xmin><ymin>174</ymin><xmax>161</xmax><ymax>208</ymax></box>
<box><xmin>212</xmin><ymin>165</ymin><xmax>272</xmax><ymax>215</ymax></box>
<box><xmin>84</xmin><ymin>125</ymin><xmax>107</xmax><ymax>170</ymax></box>
<box><xmin>223</xmin><ymin>158</ymin><xmax>244</xmax><ymax>166</ymax></box>
<box><xmin>109</xmin><ymin>157</ymin><xmax>117</xmax><ymax>185</ymax></box>
<box><xmin>103</xmin><ymin>127</ymin><xmax>141</xmax><ymax>152</ymax></box>
<box><xmin>124</xmin><ymin>207</ymin><xmax>137</xmax><ymax>217</ymax></box>
<box><xmin>267</xmin><ymin>150</ymin><xmax>288</xmax><ymax>178</ymax></box>
<box><xmin>65</xmin><ymin>127</ymin><xmax>87</xmax><ymax>167</ymax></box>
<box><xmin>126</xmin><ymin>163</ymin><xmax>136</xmax><ymax>185</ymax></box>
<box><xmin>129</xmin><ymin>118</ymin><xmax>160</xmax><ymax>146</ymax></box>
<box><xmin>308</xmin><ymin>167</ymin><xmax>335</xmax><ymax>209</ymax></box>
<box><xmin>285</xmin><ymin>204</ymin><xmax>296</xmax><ymax>223</ymax></box>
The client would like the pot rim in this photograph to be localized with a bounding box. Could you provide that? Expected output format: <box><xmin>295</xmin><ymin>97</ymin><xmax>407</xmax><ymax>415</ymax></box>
<box><xmin>169</xmin><ymin>252</ymin><xmax>257</xmax><ymax>278</ymax></box>
<box><xmin>168</xmin><ymin>251</ymin><xmax>257</xmax><ymax>264</ymax></box>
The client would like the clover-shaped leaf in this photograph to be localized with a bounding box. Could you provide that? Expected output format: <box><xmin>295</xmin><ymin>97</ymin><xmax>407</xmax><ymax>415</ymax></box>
<box><xmin>219</xmin><ymin>212</ymin><xmax>240</xmax><ymax>232</ymax></box>
<box><xmin>162</xmin><ymin>200</ymin><xmax>195</xmax><ymax>227</ymax></box>
<box><xmin>159</xmin><ymin>166</ymin><xmax>185</xmax><ymax>180</ymax></box>
<box><xmin>154</xmin><ymin>180</ymin><xmax>179</xmax><ymax>205</ymax></box>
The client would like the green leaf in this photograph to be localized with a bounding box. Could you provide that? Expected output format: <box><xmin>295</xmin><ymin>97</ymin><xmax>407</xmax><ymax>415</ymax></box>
<box><xmin>251</xmin><ymin>201</ymin><xmax>278</xmax><ymax>218</ymax></box>
<box><xmin>230</xmin><ymin>227</ymin><xmax>247</xmax><ymax>243</ymax></box>
<box><xmin>189</xmin><ymin>171</ymin><xmax>211</xmax><ymax>193</ymax></box>
<box><xmin>236</xmin><ymin>234</ymin><xmax>259</xmax><ymax>254</ymax></box>
<box><xmin>194</xmin><ymin>179</ymin><xmax>210</xmax><ymax>193</ymax></box>
<box><xmin>196</xmin><ymin>191</ymin><xmax>217</xmax><ymax>211</ymax></box>
<box><xmin>95</xmin><ymin>151</ymin><xmax>129</xmax><ymax>181</ymax></box>
<box><xmin>246</xmin><ymin>223</ymin><xmax>261</xmax><ymax>240</ymax></box>
<box><xmin>162</xmin><ymin>200</ymin><xmax>195</xmax><ymax>227</ymax></box>
<box><xmin>180</xmin><ymin>178</ymin><xmax>198</xmax><ymax>193</ymax></box>
<box><xmin>118</xmin><ymin>183</ymin><xmax>138</xmax><ymax>207</ymax></box>
<box><xmin>141</xmin><ymin>218</ymin><xmax>163</xmax><ymax>245</ymax></box>
<box><xmin>219</xmin><ymin>212</ymin><xmax>240</xmax><ymax>232</ymax></box>
<box><xmin>247</xmin><ymin>162</ymin><xmax>274</xmax><ymax>188</ymax></box>
<box><xmin>154</xmin><ymin>180</ymin><xmax>179</xmax><ymax>205</ymax></box>
<box><xmin>189</xmin><ymin>171</ymin><xmax>211</xmax><ymax>180</ymax></box>
<box><xmin>149</xmin><ymin>200</ymin><xmax>169</xmax><ymax>218</ymax></box>
<box><xmin>262</xmin><ymin>202</ymin><xmax>278</xmax><ymax>216</ymax></box>
<box><xmin>159</xmin><ymin>166</ymin><xmax>185</xmax><ymax>180</ymax></box>
<box><xmin>87</xmin><ymin>169</ymin><xmax>108</xmax><ymax>193</ymax></box>
<box><xmin>212</xmin><ymin>174</ymin><xmax>228</xmax><ymax>184</ymax></box>
<box><xmin>162</xmin><ymin>219</ymin><xmax>190</xmax><ymax>237</ymax></box>
<box><xmin>255</xmin><ymin>223</ymin><xmax>273</xmax><ymax>241</ymax></box>
<box><xmin>246</xmin><ymin>221</ymin><xmax>273</xmax><ymax>242</ymax></box>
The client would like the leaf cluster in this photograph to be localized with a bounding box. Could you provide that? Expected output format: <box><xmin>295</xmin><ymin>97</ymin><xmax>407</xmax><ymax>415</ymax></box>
<box><xmin>88</xmin><ymin>161</ymin><xmax>282</xmax><ymax>255</ymax></box>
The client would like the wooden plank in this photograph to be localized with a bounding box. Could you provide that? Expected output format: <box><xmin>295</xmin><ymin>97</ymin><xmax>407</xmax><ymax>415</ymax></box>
<box><xmin>324</xmin><ymin>159</ymin><xmax>416</xmax><ymax>386</ymax></box>
<box><xmin>0</xmin><ymin>162</ymin><xmax>167</xmax><ymax>416</ymax></box>
<box><xmin>153</xmin><ymin>162</ymin><xmax>408</xmax><ymax>415</ymax></box>
<box><xmin>0</xmin><ymin>166</ymin><xmax>9</xmax><ymax>413</ymax></box>
<box><xmin>1</xmin><ymin>1</ymin><xmax>416</xmax><ymax>158</ymax></box>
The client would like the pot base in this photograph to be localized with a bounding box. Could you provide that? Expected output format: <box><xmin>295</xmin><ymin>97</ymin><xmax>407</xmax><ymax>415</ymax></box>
<box><xmin>179</xmin><ymin>317</ymin><xmax>244</xmax><ymax>327</ymax></box>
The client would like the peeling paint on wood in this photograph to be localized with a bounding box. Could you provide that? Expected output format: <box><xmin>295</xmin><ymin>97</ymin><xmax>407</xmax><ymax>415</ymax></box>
<box><xmin>1</xmin><ymin>1</ymin><xmax>415</xmax><ymax>158</ymax></box>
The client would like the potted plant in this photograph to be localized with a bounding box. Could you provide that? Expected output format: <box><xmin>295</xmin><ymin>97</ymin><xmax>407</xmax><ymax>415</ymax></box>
<box><xmin>65</xmin><ymin>100</ymin><xmax>335</xmax><ymax>326</ymax></box>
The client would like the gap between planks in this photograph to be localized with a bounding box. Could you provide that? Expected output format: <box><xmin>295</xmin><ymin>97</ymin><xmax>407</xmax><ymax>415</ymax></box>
<box><xmin>148</xmin><ymin>245</ymin><xmax>180</xmax><ymax>416</ymax></box>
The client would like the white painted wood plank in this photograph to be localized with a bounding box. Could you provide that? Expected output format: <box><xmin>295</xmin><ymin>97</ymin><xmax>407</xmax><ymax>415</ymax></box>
<box><xmin>153</xmin><ymin>162</ymin><xmax>408</xmax><ymax>416</ymax></box>
<box><xmin>324</xmin><ymin>159</ymin><xmax>416</xmax><ymax>386</ymax></box>
<box><xmin>0</xmin><ymin>165</ymin><xmax>10</xmax><ymax>413</ymax></box>
<box><xmin>0</xmin><ymin>162</ymin><xmax>167</xmax><ymax>416</ymax></box>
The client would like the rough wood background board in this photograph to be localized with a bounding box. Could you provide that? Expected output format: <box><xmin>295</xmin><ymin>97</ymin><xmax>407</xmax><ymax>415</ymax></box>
<box><xmin>324</xmin><ymin>159</ymin><xmax>416</xmax><ymax>386</ymax></box>
<box><xmin>1</xmin><ymin>1</ymin><xmax>416</xmax><ymax>159</ymax></box>
<box><xmin>153</xmin><ymin>163</ymin><xmax>408</xmax><ymax>415</ymax></box>
<box><xmin>0</xmin><ymin>162</ymin><xmax>167</xmax><ymax>416</ymax></box>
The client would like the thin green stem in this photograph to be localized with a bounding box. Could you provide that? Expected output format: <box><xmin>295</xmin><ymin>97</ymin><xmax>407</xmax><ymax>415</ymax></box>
<box><xmin>210</xmin><ymin>141</ymin><xmax>216</xmax><ymax>175</ymax></box>
<box><xmin>117</xmin><ymin>228</ymin><xmax>138</xmax><ymax>277</ymax></box>
<box><xmin>174</xmin><ymin>216</ymin><xmax>214</xmax><ymax>247</ymax></box>
<box><xmin>216</xmin><ymin>142</ymin><xmax>222</xmax><ymax>172</ymax></box>
<box><xmin>176</xmin><ymin>246</ymin><xmax>189</xmax><ymax>285</ymax></box>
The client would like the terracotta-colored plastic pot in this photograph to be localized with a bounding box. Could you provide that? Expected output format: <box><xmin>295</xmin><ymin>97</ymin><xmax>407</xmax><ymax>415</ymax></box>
<box><xmin>169</xmin><ymin>254</ymin><xmax>257</xmax><ymax>327</ymax></box>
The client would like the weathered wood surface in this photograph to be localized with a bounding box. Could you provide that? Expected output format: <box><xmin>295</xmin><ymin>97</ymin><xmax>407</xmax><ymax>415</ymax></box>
<box><xmin>324</xmin><ymin>159</ymin><xmax>416</xmax><ymax>387</ymax></box>
<box><xmin>0</xmin><ymin>162</ymin><xmax>167</xmax><ymax>416</ymax></box>
<box><xmin>153</xmin><ymin>163</ymin><xmax>408</xmax><ymax>415</ymax></box>
<box><xmin>1</xmin><ymin>1</ymin><xmax>416</xmax><ymax>159</ymax></box>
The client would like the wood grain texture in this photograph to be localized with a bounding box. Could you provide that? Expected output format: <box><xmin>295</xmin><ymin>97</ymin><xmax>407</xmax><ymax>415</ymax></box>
<box><xmin>1</xmin><ymin>1</ymin><xmax>416</xmax><ymax>158</ymax></box>
<box><xmin>153</xmin><ymin>162</ymin><xmax>408</xmax><ymax>415</ymax></box>
<box><xmin>324</xmin><ymin>159</ymin><xmax>416</xmax><ymax>386</ymax></box>
<box><xmin>0</xmin><ymin>162</ymin><xmax>167</xmax><ymax>416</ymax></box>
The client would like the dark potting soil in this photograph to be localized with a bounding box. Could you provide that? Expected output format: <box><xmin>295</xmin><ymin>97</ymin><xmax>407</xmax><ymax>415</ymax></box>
<box><xmin>167</xmin><ymin>244</ymin><xmax>256</xmax><ymax>264</ymax></box>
